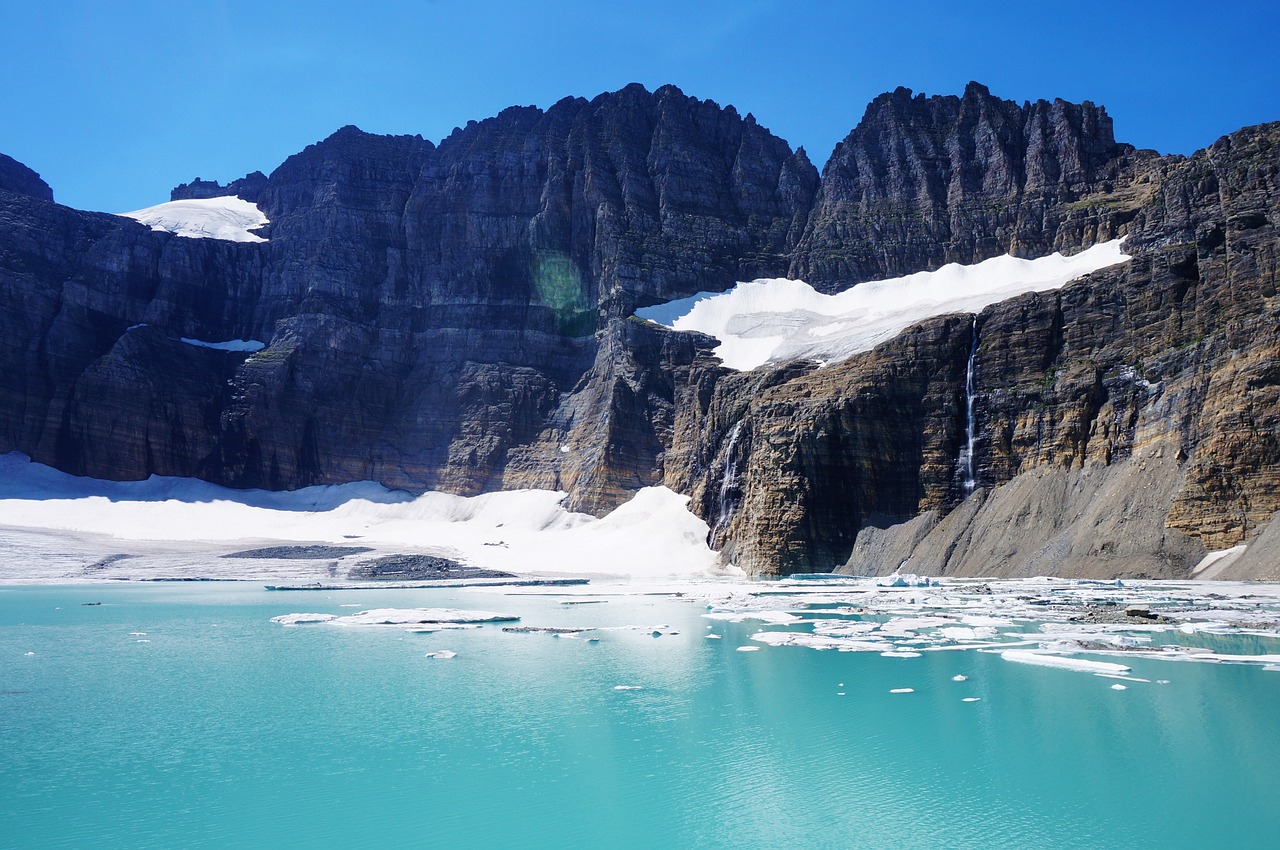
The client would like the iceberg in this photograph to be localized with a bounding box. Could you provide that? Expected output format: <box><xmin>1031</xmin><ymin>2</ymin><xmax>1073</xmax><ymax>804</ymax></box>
<box><xmin>999</xmin><ymin>650</ymin><xmax>1131</xmax><ymax>675</ymax></box>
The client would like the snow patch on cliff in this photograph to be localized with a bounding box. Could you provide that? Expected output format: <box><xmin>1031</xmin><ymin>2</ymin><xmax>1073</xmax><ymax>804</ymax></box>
<box><xmin>120</xmin><ymin>196</ymin><xmax>269</xmax><ymax>243</ymax></box>
<box><xmin>636</xmin><ymin>240</ymin><xmax>1130</xmax><ymax>370</ymax></box>
<box><xmin>181</xmin><ymin>338</ymin><xmax>266</xmax><ymax>352</ymax></box>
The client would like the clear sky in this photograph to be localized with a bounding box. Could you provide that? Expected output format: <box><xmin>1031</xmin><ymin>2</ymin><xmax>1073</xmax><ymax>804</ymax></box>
<box><xmin>3</xmin><ymin>0</ymin><xmax>1278</xmax><ymax>213</ymax></box>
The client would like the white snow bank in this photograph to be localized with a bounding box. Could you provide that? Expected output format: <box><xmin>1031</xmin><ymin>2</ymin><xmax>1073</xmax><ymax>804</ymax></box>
<box><xmin>181</xmin><ymin>337</ymin><xmax>266</xmax><ymax>352</ymax></box>
<box><xmin>1192</xmin><ymin>544</ymin><xmax>1248</xmax><ymax>578</ymax></box>
<box><xmin>1000</xmin><ymin>649</ymin><xmax>1131</xmax><ymax>675</ymax></box>
<box><xmin>0</xmin><ymin>452</ymin><xmax>719</xmax><ymax>580</ymax></box>
<box><xmin>120</xmin><ymin>196</ymin><xmax>269</xmax><ymax>243</ymax></box>
<box><xmin>636</xmin><ymin>240</ymin><xmax>1129</xmax><ymax>370</ymax></box>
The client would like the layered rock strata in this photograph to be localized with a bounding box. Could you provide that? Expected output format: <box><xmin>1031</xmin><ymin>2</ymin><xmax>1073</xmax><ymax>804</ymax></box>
<box><xmin>2</xmin><ymin>83</ymin><xmax>1278</xmax><ymax>578</ymax></box>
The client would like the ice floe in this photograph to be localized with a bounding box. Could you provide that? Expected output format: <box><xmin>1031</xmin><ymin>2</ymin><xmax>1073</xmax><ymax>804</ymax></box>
<box><xmin>635</xmin><ymin>240</ymin><xmax>1129</xmax><ymax>370</ymax></box>
<box><xmin>424</xmin><ymin>650</ymin><xmax>457</xmax><ymax>659</ymax></box>
<box><xmin>273</xmin><ymin>608</ymin><xmax>517</xmax><ymax>628</ymax></box>
<box><xmin>999</xmin><ymin>650</ymin><xmax>1132</xmax><ymax>675</ymax></box>
<box><xmin>120</xmin><ymin>196</ymin><xmax>269</xmax><ymax>242</ymax></box>
<box><xmin>672</xmin><ymin>575</ymin><xmax>1280</xmax><ymax>673</ymax></box>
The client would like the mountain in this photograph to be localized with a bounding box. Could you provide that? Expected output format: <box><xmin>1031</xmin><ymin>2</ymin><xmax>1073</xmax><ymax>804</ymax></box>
<box><xmin>1</xmin><ymin>82</ymin><xmax>1277</xmax><ymax>579</ymax></box>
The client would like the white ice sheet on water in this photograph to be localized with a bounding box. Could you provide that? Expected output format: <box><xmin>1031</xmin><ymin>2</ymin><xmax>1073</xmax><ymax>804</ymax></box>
<box><xmin>636</xmin><ymin>240</ymin><xmax>1129</xmax><ymax>370</ymax></box>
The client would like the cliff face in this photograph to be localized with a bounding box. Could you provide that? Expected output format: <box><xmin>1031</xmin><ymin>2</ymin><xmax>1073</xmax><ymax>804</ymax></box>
<box><xmin>681</xmin><ymin>120</ymin><xmax>1280</xmax><ymax>577</ymax></box>
<box><xmin>0</xmin><ymin>84</ymin><xmax>815</xmax><ymax>500</ymax></box>
<box><xmin>2</xmin><ymin>83</ymin><xmax>1278</xmax><ymax>578</ymax></box>
<box><xmin>791</xmin><ymin>82</ymin><xmax>1161</xmax><ymax>289</ymax></box>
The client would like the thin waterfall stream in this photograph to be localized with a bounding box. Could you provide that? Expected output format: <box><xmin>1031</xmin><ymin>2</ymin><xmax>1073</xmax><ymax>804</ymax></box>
<box><xmin>711</xmin><ymin>421</ymin><xmax>744</xmax><ymax>542</ymax></box>
<box><xmin>959</xmin><ymin>316</ymin><xmax>978</xmax><ymax>495</ymax></box>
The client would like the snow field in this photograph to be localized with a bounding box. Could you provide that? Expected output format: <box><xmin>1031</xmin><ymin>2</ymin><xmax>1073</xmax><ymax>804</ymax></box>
<box><xmin>636</xmin><ymin>240</ymin><xmax>1130</xmax><ymax>370</ymax></box>
<box><xmin>120</xmin><ymin>196</ymin><xmax>269</xmax><ymax>242</ymax></box>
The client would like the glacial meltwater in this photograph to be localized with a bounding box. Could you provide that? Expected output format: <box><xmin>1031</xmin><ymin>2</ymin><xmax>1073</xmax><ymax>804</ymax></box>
<box><xmin>3</xmin><ymin>582</ymin><xmax>1279</xmax><ymax>849</ymax></box>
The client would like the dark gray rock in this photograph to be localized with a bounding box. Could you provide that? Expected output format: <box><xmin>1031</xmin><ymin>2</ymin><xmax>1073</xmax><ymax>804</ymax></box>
<box><xmin>0</xmin><ymin>153</ymin><xmax>52</xmax><ymax>202</ymax></box>
<box><xmin>222</xmin><ymin>545</ymin><xmax>373</xmax><ymax>559</ymax></box>
<box><xmin>170</xmin><ymin>171</ymin><xmax>269</xmax><ymax>202</ymax></box>
<box><xmin>790</xmin><ymin>81</ymin><xmax>1157</xmax><ymax>290</ymax></box>
<box><xmin>347</xmin><ymin>554</ymin><xmax>514</xmax><ymax>580</ymax></box>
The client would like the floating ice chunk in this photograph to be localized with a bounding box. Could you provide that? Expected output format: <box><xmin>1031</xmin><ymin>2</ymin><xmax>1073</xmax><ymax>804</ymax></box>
<box><xmin>750</xmin><ymin>631</ymin><xmax>888</xmax><ymax>652</ymax></box>
<box><xmin>1000</xmin><ymin>649</ymin><xmax>1131</xmax><ymax>675</ymax></box>
<box><xmin>939</xmin><ymin>626</ymin><xmax>998</xmax><ymax>641</ymax></box>
<box><xmin>136</xmin><ymin>639</ymin><xmax>150</xmax><ymax>643</ymax></box>
<box><xmin>889</xmin><ymin>688</ymin><xmax>914</xmax><ymax>694</ymax></box>
<box><xmin>273</xmin><ymin>608</ymin><xmax>516</xmax><ymax>627</ymax></box>
<box><xmin>1178</xmin><ymin>622</ymin><xmax>1234</xmax><ymax>634</ymax></box>
<box><xmin>424</xmin><ymin>650</ymin><xmax>456</xmax><ymax>659</ymax></box>
<box><xmin>704</xmin><ymin>609</ymin><xmax>801</xmax><ymax>624</ymax></box>
<box><xmin>952</xmin><ymin>675</ymin><xmax>968</xmax><ymax>682</ymax></box>
<box><xmin>613</xmin><ymin>685</ymin><xmax>643</xmax><ymax>691</ymax></box>
<box><xmin>960</xmin><ymin>615</ymin><xmax>1015</xmax><ymax>628</ymax></box>
<box><xmin>128</xmin><ymin>632</ymin><xmax>147</xmax><ymax>636</ymax></box>
<box><xmin>962</xmin><ymin>697</ymin><xmax>981</xmax><ymax>702</ymax></box>
<box><xmin>881</xmin><ymin>650</ymin><xmax>923</xmax><ymax>658</ymax></box>
<box><xmin>335</xmin><ymin>608</ymin><xmax>517</xmax><ymax>626</ymax></box>
<box><xmin>271</xmin><ymin>613</ymin><xmax>337</xmax><ymax>626</ymax></box>
<box><xmin>120</xmin><ymin>196</ymin><xmax>269</xmax><ymax>242</ymax></box>
<box><xmin>1096</xmin><ymin>673</ymin><xmax>1151</xmax><ymax>683</ymax></box>
<box><xmin>736</xmin><ymin>646</ymin><xmax>760</xmax><ymax>652</ymax></box>
<box><xmin>812</xmin><ymin>620</ymin><xmax>880</xmax><ymax>637</ymax></box>
<box><xmin>1111</xmin><ymin>683</ymin><xmax>1128</xmax><ymax>691</ymax></box>
<box><xmin>877</xmin><ymin>571</ymin><xmax>933</xmax><ymax>588</ymax></box>
<box><xmin>837</xmin><ymin>692</ymin><xmax>846</xmax><ymax>696</ymax></box>
<box><xmin>23</xmin><ymin>651</ymin><xmax>34</xmax><ymax>656</ymax></box>
<box><xmin>880</xmin><ymin>616</ymin><xmax>954</xmax><ymax>635</ymax></box>
<box><xmin>705</xmin><ymin>634</ymin><xmax>721</xmax><ymax>639</ymax></box>
<box><xmin>406</xmin><ymin>624</ymin><xmax>482</xmax><ymax>633</ymax></box>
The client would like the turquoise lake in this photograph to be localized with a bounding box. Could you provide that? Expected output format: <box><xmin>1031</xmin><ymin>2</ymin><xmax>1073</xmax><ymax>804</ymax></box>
<box><xmin>3</xmin><ymin>583</ymin><xmax>1279</xmax><ymax>849</ymax></box>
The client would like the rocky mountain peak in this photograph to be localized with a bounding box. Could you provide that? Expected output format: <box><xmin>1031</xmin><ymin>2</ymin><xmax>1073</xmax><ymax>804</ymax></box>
<box><xmin>170</xmin><ymin>171</ymin><xmax>269</xmax><ymax>203</ymax></box>
<box><xmin>790</xmin><ymin>81</ymin><xmax>1141</xmax><ymax>288</ymax></box>
<box><xmin>0</xmin><ymin>152</ymin><xmax>53</xmax><ymax>202</ymax></box>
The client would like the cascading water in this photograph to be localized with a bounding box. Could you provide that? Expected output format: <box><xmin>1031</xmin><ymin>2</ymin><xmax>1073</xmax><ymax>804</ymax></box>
<box><xmin>711</xmin><ymin>421</ymin><xmax>744</xmax><ymax>543</ymax></box>
<box><xmin>958</xmin><ymin>316</ymin><xmax>979</xmax><ymax>496</ymax></box>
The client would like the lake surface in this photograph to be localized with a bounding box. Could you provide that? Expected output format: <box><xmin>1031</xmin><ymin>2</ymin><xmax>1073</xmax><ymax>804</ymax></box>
<box><xmin>3</xmin><ymin>583</ymin><xmax>1278</xmax><ymax>849</ymax></box>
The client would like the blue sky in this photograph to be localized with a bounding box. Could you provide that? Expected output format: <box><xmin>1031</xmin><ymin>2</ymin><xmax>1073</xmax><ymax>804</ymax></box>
<box><xmin>3</xmin><ymin>0</ymin><xmax>1278</xmax><ymax>212</ymax></box>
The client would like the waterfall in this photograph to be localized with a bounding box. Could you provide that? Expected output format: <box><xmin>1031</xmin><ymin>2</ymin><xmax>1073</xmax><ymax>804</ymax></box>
<box><xmin>711</xmin><ymin>421</ymin><xmax>744</xmax><ymax>542</ymax></box>
<box><xmin>958</xmin><ymin>317</ymin><xmax>979</xmax><ymax>496</ymax></box>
